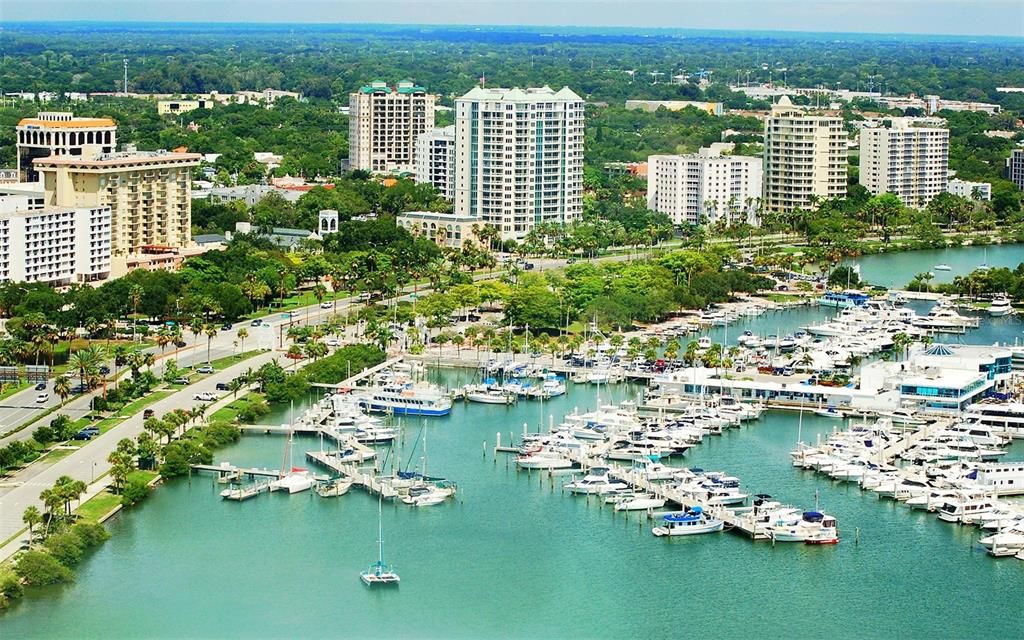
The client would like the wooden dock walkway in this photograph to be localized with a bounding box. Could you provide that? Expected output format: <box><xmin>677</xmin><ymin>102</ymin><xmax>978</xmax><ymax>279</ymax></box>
<box><xmin>304</xmin><ymin>450</ymin><xmax>397</xmax><ymax>498</ymax></box>
<box><xmin>190</xmin><ymin>462</ymin><xmax>330</xmax><ymax>482</ymax></box>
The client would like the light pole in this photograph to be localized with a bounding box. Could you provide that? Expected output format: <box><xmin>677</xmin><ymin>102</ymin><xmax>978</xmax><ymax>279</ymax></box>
<box><xmin>91</xmin><ymin>461</ymin><xmax>97</xmax><ymax>483</ymax></box>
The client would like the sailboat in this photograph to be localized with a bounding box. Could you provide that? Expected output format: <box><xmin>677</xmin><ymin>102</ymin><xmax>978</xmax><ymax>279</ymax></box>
<box><xmin>360</xmin><ymin>492</ymin><xmax>400</xmax><ymax>585</ymax></box>
<box><xmin>270</xmin><ymin>402</ymin><xmax>314</xmax><ymax>494</ymax></box>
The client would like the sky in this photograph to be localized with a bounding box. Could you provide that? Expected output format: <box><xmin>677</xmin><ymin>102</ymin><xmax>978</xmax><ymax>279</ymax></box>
<box><xmin>3</xmin><ymin>1</ymin><xmax>1023</xmax><ymax>38</ymax></box>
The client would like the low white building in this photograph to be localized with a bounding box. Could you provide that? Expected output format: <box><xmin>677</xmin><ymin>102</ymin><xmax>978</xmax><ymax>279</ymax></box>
<box><xmin>947</xmin><ymin>178</ymin><xmax>992</xmax><ymax>201</ymax></box>
<box><xmin>0</xmin><ymin>194</ymin><xmax>111</xmax><ymax>285</ymax></box>
<box><xmin>414</xmin><ymin>125</ymin><xmax>455</xmax><ymax>200</ymax></box>
<box><xmin>647</xmin><ymin>144</ymin><xmax>762</xmax><ymax>226</ymax></box>
<box><xmin>397</xmin><ymin>211</ymin><xmax>478</xmax><ymax>249</ymax></box>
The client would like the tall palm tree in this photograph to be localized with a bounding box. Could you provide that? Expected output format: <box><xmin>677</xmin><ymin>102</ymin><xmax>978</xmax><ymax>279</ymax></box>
<box><xmin>53</xmin><ymin>375</ymin><xmax>72</xmax><ymax>404</ymax></box>
<box><xmin>22</xmin><ymin>505</ymin><xmax>42</xmax><ymax>542</ymax></box>
<box><xmin>237</xmin><ymin>327</ymin><xmax>249</xmax><ymax>355</ymax></box>
<box><xmin>204</xmin><ymin>324</ymin><xmax>218</xmax><ymax>364</ymax></box>
<box><xmin>128</xmin><ymin>284</ymin><xmax>144</xmax><ymax>342</ymax></box>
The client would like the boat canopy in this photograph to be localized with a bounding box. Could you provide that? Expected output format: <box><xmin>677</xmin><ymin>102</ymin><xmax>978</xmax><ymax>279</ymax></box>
<box><xmin>803</xmin><ymin>512</ymin><xmax>825</xmax><ymax>522</ymax></box>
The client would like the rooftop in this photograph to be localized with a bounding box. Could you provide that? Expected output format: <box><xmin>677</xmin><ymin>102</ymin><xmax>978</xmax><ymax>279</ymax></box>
<box><xmin>18</xmin><ymin>117</ymin><xmax>116</xmax><ymax>129</ymax></box>
<box><xmin>33</xmin><ymin>150</ymin><xmax>201</xmax><ymax>168</ymax></box>
<box><xmin>459</xmin><ymin>85</ymin><xmax>583</xmax><ymax>103</ymax></box>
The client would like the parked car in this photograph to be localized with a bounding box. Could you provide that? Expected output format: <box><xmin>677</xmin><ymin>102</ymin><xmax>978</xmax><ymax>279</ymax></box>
<box><xmin>193</xmin><ymin>391</ymin><xmax>217</xmax><ymax>402</ymax></box>
<box><xmin>196</xmin><ymin>365</ymin><xmax>214</xmax><ymax>374</ymax></box>
<box><xmin>326</xmin><ymin>338</ymin><xmax>341</xmax><ymax>347</ymax></box>
<box><xmin>74</xmin><ymin>427</ymin><xmax>99</xmax><ymax>440</ymax></box>
<box><xmin>221</xmin><ymin>323</ymin><xmax>232</xmax><ymax>331</ymax></box>
<box><xmin>70</xmin><ymin>384</ymin><xmax>88</xmax><ymax>394</ymax></box>
<box><xmin>357</xmin><ymin>292</ymin><xmax>372</xmax><ymax>302</ymax></box>
<box><xmin>215</xmin><ymin>382</ymin><xmax>230</xmax><ymax>392</ymax></box>
<box><xmin>250</xmin><ymin>319</ymin><xmax>262</xmax><ymax>327</ymax></box>
<box><xmin>34</xmin><ymin>382</ymin><xmax>46</xmax><ymax>391</ymax></box>
<box><xmin>143</xmin><ymin>409</ymin><xmax>155</xmax><ymax>419</ymax></box>
<box><xmin>36</xmin><ymin>393</ymin><xmax>49</xmax><ymax>403</ymax></box>
<box><xmin>172</xmin><ymin>377</ymin><xmax>190</xmax><ymax>385</ymax></box>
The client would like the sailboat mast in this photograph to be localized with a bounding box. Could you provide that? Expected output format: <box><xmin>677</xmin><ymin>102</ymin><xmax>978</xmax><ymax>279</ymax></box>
<box><xmin>377</xmin><ymin>492</ymin><xmax>385</xmax><ymax>565</ymax></box>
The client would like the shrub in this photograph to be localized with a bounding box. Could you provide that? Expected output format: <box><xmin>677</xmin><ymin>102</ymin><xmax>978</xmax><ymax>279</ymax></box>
<box><xmin>235</xmin><ymin>397</ymin><xmax>270</xmax><ymax>423</ymax></box>
<box><xmin>32</xmin><ymin>425</ymin><xmax>56</xmax><ymax>445</ymax></box>
<box><xmin>161</xmin><ymin>440</ymin><xmax>212</xmax><ymax>478</ymax></box>
<box><xmin>50</xmin><ymin>415</ymin><xmax>77</xmax><ymax>441</ymax></box>
<box><xmin>14</xmin><ymin>551</ymin><xmax>74</xmax><ymax>586</ymax></box>
<box><xmin>70</xmin><ymin>522</ymin><xmax>110</xmax><ymax>548</ymax></box>
<box><xmin>43</xmin><ymin>532</ymin><xmax>84</xmax><ymax>567</ymax></box>
<box><xmin>120</xmin><ymin>479</ymin><xmax>150</xmax><ymax>507</ymax></box>
<box><xmin>199</xmin><ymin>421</ymin><xmax>241</xmax><ymax>448</ymax></box>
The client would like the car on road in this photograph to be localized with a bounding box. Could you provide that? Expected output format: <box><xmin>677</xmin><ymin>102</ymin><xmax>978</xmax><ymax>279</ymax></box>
<box><xmin>221</xmin><ymin>323</ymin><xmax>233</xmax><ymax>330</ymax></box>
<box><xmin>35</xmin><ymin>382</ymin><xmax>46</xmax><ymax>391</ymax></box>
<box><xmin>326</xmin><ymin>338</ymin><xmax>341</xmax><ymax>347</ymax></box>
<box><xmin>288</xmin><ymin>310</ymin><xmax>300</xmax><ymax>318</ymax></box>
<box><xmin>215</xmin><ymin>382</ymin><xmax>230</xmax><ymax>391</ymax></box>
<box><xmin>250</xmin><ymin>319</ymin><xmax>263</xmax><ymax>327</ymax></box>
<box><xmin>196</xmin><ymin>365</ymin><xmax>214</xmax><ymax>374</ymax></box>
<box><xmin>320</xmin><ymin>301</ymin><xmax>333</xmax><ymax>309</ymax></box>
<box><xmin>143</xmin><ymin>409</ymin><xmax>155</xmax><ymax>419</ymax></box>
<box><xmin>193</xmin><ymin>391</ymin><xmax>217</xmax><ymax>402</ymax></box>
<box><xmin>172</xmin><ymin>377</ymin><xmax>191</xmax><ymax>385</ymax></box>
<box><xmin>566</xmin><ymin>257</ymin><xmax>577</xmax><ymax>264</ymax></box>
<box><xmin>357</xmin><ymin>292</ymin><xmax>372</xmax><ymax>302</ymax></box>
<box><xmin>71</xmin><ymin>384</ymin><xmax>88</xmax><ymax>394</ymax></box>
<box><xmin>36</xmin><ymin>392</ymin><xmax>49</xmax><ymax>403</ymax></box>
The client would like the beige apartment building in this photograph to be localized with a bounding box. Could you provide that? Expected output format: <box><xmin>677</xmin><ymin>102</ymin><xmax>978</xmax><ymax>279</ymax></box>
<box><xmin>763</xmin><ymin>96</ymin><xmax>848</xmax><ymax>213</ymax></box>
<box><xmin>348</xmin><ymin>80</ymin><xmax>436</xmax><ymax>173</ymax></box>
<box><xmin>34</xmin><ymin>150</ymin><xmax>200</xmax><ymax>261</ymax></box>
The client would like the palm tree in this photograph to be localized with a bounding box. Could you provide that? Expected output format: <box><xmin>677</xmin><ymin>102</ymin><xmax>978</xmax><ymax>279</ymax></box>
<box><xmin>237</xmin><ymin>327</ymin><xmax>249</xmax><ymax>355</ymax></box>
<box><xmin>128</xmin><ymin>284</ymin><xmax>144</xmax><ymax>342</ymax></box>
<box><xmin>53</xmin><ymin>372</ymin><xmax>71</xmax><ymax>403</ymax></box>
<box><xmin>39</xmin><ymin>487</ymin><xmax>64</xmax><ymax>537</ymax></box>
<box><xmin>204</xmin><ymin>324</ymin><xmax>218</xmax><ymax>364</ymax></box>
<box><xmin>22</xmin><ymin>505</ymin><xmax>42</xmax><ymax>541</ymax></box>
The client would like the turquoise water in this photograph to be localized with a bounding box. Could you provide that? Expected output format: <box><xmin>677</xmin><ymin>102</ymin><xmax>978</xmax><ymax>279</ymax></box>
<box><xmin>5</xmin><ymin>246</ymin><xmax>1024</xmax><ymax>638</ymax></box>
<box><xmin>851</xmin><ymin>243</ymin><xmax>1024</xmax><ymax>288</ymax></box>
<box><xmin>5</xmin><ymin>386</ymin><xmax>1023</xmax><ymax>638</ymax></box>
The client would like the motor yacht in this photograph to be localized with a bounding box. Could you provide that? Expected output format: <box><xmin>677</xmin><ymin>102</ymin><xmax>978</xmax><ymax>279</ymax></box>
<box><xmin>564</xmin><ymin>467</ymin><xmax>629</xmax><ymax>495</ymax></box>
<box><xmin>767</xmin><ymin>511</ymin><xmax>839</xmax><ymax>544</ymax></box>
<box><xmin>988</xmin><ymin>294</ymin><xmax>1014</xmax><ymax>317</ymax></box>
<box><xmin>612</xmin><ymin>493</ymin><xmax>667</xmax><ymax>511</ymax></box>
<box><xmin>652</xmin><ymin>507</ymin><xmax>724</xmax><ymax>536</ymax></box>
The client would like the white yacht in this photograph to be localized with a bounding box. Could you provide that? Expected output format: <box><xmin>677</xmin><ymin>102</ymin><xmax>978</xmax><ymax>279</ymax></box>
<box><xmin>357</xmin><ymin>380</ymin><xmax>453</xmax><ymax>417</ymax></box>
<box><xmin>937</xmin><ymin>497</ymin><xmax>997</xmax><ymax>523</ymax></box>
<box><xmin>564</xmin><ymin>467</ymin><xmax>629</xmax><ymax>495</ymax></box>
<box><xmin>401</xmin><ymin>483</ymin><xmax>456</xmax><ymax>507</ymax></box>
<box><xmin>270</xmin><ymin>468</ymin><xmax>315</xmax><ymax>494</ymax></box>
<box><xmin>979</xmin><ymin>523</ymin><xmax>1024</xmax><ymax>557</ymax></box>
<box><xmin>987</xmin><ymin>295</ymin><xmax>1014</xmax><ymax>317</ymax></box>
<box><xmin>963</xmin><ymin>401</ymin><xmax>1024</xmax><ymax>439</ymax></box>
<box><xmin>612</xmin><ymin>493</ymin><xmax>667</xmax><ymax>511</ymax></box>
<box><xmin>767</xmin><ymin>511</ymin><xmax>839</xmax><ymax>544</ymax></box>
<box><xmin>464</xmin><ymin>384</ymin><xmax>516</xmax><ymax>405</ymax></box>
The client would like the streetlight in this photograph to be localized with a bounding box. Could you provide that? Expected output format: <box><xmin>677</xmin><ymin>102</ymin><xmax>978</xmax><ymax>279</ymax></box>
<box><xmin>91</xmin><ymin>461</ymin><xmax>97</xmax><ymax>483</ymax></box>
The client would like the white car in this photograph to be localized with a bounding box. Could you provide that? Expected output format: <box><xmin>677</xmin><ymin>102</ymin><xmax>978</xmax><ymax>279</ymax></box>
<box><xmin>193</xmin><ymin>392</ymin><xmax>217</xmax><ymax>402</ymax></box>
<box><xmin>320</xmin><ymin>301</ymin><xmax>333</xmax><ymax>309</ymax></box>
<box><xmin>36</xmin><ymin>393</ymin><xmax>49</xmax><ymax>403</ymax></box>
<box><xmin>326</xmin><ymin>338</ymin><xmax>341</xmax><ymax>347</ymax></box>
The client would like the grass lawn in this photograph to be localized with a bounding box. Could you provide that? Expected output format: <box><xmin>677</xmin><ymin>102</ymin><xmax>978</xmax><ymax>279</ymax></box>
<box><xmin>208</xmin><ymin>349</ymin><xmax>266</xmax><ymax>371</ymax></box>
<box><xmin>118</xmin><ymin>390</ymin><xmax>174</xmax><ymax>417</ymax></box>
<box><xmin>75</xmin><ymin>490</ymin><xmax>122</xmax><ymax>524</ymax></box>
<box><xmin>127</xmin><ymin>469</ymin><xmax>159</xmax><ymax>485</ymax></box>
<box><xmin>765</xmin><ymin>293</ymin><xmax>807</xmax><ymax>303</ymax></box>
<box><xmin>209</xmin><ymin>392</ymin><xmax>262</xmax><ymax>423</ymax></box>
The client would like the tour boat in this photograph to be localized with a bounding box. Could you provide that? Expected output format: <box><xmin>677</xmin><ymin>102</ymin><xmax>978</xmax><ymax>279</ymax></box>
<box><xmin>988</xmin><ymin>295</ymin><xmax>1014</xmax><ymax>317</ymax></box>
<box><xmin>933</xmin><ymin>264</ymin><xmax>952</xmax><ymax>271</ymax></box>
<box><xmin>767</xmin><ymin>511</ymin><xmax>838</xmax><ymax>543</ymax></box>
<box><xmin>358</xmin><ymin>380</ymin><xmax>453</xmax><ymax>416</ymax></box>
<box><xmin>652</xmin><ymin>507</ymin><xmax>724</xmax><ymax>537</ymax></box>
<box><xmin>818</xmin><ymin>291</ymin><xmax>869</xmax><ymax>309</ymax></box>
<box><xmin>361</xmin><ymin>493</ymin><xmax>400</xmax><ymax>586</ymax></box>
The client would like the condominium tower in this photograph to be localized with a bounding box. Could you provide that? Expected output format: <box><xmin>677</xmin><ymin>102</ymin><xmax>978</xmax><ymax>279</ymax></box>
<box><xmin>34</xmin><ymin>150</ymin><xmax>200</xmax><ymax>258</ymax></box>
<box><xmin>15</xmin><ymin>111</ymin><xmax>117</xmax><ymax>182</ymax></box>
<box><xmin>859</xmin><ymin>118</ymin><xmax>950</xmax><ymax>208</ymax></box>
<box><xmin>647</xmin><ymin>144</ymin><xmax>763</xmax><ymax>226</ymax></box>
<box><xmin>415</xmin><ymin>125</ymin><xmax>456</xmax><ymax>200</ymax></box>
<box><xmin>348</xmin><ymin>80</ymin><xmax>436</xmax><ymax>174</ymax></box>
<box><xmin>454</xmin><ymin>86</ymin><xmax>584</xmax><ymax>239</ymax></box>
<box><xmin>763</xmin><ymin>96</ymin><xmax>847</xmax><ymax>213</ymax></box>
<box><xmin>1009</xmin><ymin>149</ymin><xmax>1024</xmax><ymax>191</ymax></box>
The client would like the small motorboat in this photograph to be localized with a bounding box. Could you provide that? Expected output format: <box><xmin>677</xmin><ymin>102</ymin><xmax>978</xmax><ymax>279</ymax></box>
<box><xmin>814</xmin><ymin>407</ymin><xmax>846</xmax><ymax>419</ymax></box>
<box><xmin>933</xmin><ymin>264</ymin><xmax>952</xmax><ymax>271</ymax></box>
<box><xmin>316</xmin><ymin>477</ymin><xmax>354</xmax><ymax>497</ymax></box>
<box><xmin>401</xmin><ymin>484</ymin><xmax>455</xmax><ymax>507</ymax></box>
<box><xmin>652</xmin><ymin>506</ymin><xmax>724</xmax><ymax>537</ymax></box>
<box><xmin>612</xmin><ymin>493</ymin><xmax>667</xmax><ymax>512</ymax></box>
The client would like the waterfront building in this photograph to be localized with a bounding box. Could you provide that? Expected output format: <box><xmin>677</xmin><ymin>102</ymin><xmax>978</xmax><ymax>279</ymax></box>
<box><xmin>157</xmin><ymin>99</ymin><xmax>215</xmax><ymax>115</ymax></box>
<box><xmin>859</xmin><ymin>118</ymin><xmax>950</xmax><ymax>209</ymax></box>
<box><xmin>414</xmin><ymin>125</ymin><xmax>455</xmax><ymax>200</ymax></box>
<box><xmin>647</xmin><ymin>143</ymin><xmax>762</xmax><ymax>226</ymax></box>
<box><xmin>0</xmin><ymin>194</ymin><xmax>111</xmax><ymax>285</ymax></box>
<box><xmin>1009</xmin><ymin>149</ymin><xmax>1024</xmax><ymax>190</ymax></box>
<box><xmin>397</xmin><ymin>211</ymin><xmax>478</xmax><ymax>249</ymax></box>
<box><xmin>34</xmin><ymin>150</ymin><xmax>200</xmax><ymax>266</ymax></box>
<box><xmin>762</xmin><ymin>97</ymin><xmax>847</xmax><ymax>213</ymax></box>
<box><xmin>947</xmin><ymin>178</ymin><xmax>992</xmax><ymax>201</ymax></box>
<box><xmin>15</xmin><ymin>111</ymin><xmax>117</xmax><ymax>182</ymax></box>
<box><xmin>454</xmin><ymin>85</ymin><xmax>584</xmax><ymax>239</ymax></box>
<box><xmin>348</xmin><ymin>80</ymin><xmax>436</xmax><ymax>174</ymax></box>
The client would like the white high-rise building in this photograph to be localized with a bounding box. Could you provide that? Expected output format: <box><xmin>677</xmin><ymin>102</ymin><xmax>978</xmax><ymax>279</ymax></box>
<box><xmin>647</xmin><ymin>144</ymin><xmax>763</xmax><ymax>226</ymax></box>
<box><xmin>763</xmin><ymin>96</ymin><xmax>847</xmax><ymax>213</ymax></box>
<box><xmin>0</xmin><ymin>194</ymin><xmax>111</xmax><ymax>285</ymax></box>
<box><xmin>415</xmin><ymin>125</ymin><xmax>455</xmax><ymax>200</ymax></box>
<box><xmin>859</xmin><ymin>118</ymin><xmax>950</xmax><ymax>209</ymax></box>
<box><xmin>454</xmin><ymin>86</ymin><xmax>584</xmax><ymax>239</ymax></box>
<box><xmin>348</xmin><ymin>80</ymin><xmax>436</xmax><ymax>174</ymax></box>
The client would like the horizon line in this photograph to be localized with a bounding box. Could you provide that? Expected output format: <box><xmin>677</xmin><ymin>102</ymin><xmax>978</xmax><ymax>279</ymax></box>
<box><xmin>3</xmin><ymin>20</ymin><xmax>1023</xmax><ymax>42</ymax></box>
